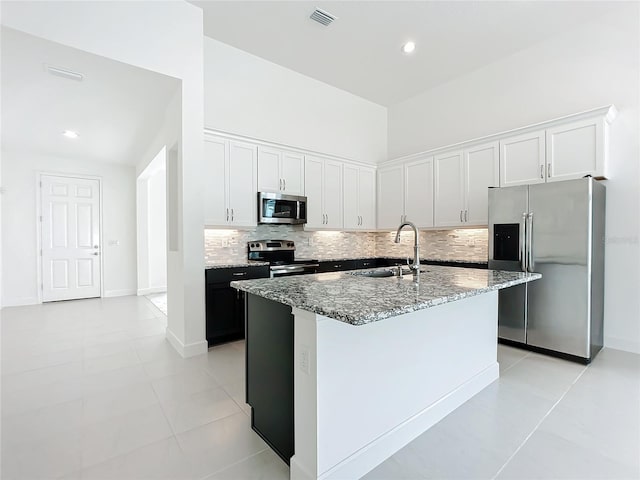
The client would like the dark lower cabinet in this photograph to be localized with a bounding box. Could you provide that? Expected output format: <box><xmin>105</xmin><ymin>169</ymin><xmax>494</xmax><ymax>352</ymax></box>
<box><xmin>317</xmin><ymin>260</ymin><xmax>356</xmax><ymax>273</ymax></box>
<box><xmin>205</xmin><ymin>266</ymin><xmax>269</xmax><ymax>346</ymax></box>
<box><xmin>246</xmin><ymin>294</ymin><xmax>294</xmax><ymax>464</ymax></box>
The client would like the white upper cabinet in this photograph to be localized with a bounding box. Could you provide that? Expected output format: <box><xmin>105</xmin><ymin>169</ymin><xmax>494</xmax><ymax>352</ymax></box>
<box><xmin>281</xmin><ymin>151</ymin><xmax>305</xmax><ymax>195</ymax></box>
<box><xmin>343</xmin><ymin>165</ymin><xmax>376</xmax><ymax>230</ymax></box>
<box><xmin>358</xmin><ymin>168</ymin><xmax>376</xmax><ymax>230</ymax></box>
<box><xmin>256</xmin><ymin>146</ymin><xmax>281</xmax><ymax>193</ymax></box>
<box><xmin>546</xmin><ymin>117</ymin><xmax>605</xmax><ymax>182</ymax></box>
<box><xmin>204</xmin><ymin>135</ymin><xmax>257</xmax><ymax>227</ymax></box>
<box><xmin>228</xmin><ymin>141</ymin><xmax>258</xmax><ymax>226</ymax></box>
<box><xmin>377</xmin><ymin>165</ymin><xmax>404</xmax><ymax>230</ymax></box>
<box><xmin>404</xmin><ymin>157</ymin><xmax>434</xmax><ymax>228</ymax></box>
<box><xmin>305</xmin><ymin>156</ymin><xmax>324</xmax><ymax>229</ymax></box>
<box><xmin>434</xmin><ymin>150</ymin><xmax>465</xmax><ymax>227</ymax></box>
<box><xmin>323</xmin><ymin>160</ymin><xmax>343</xmax><ymax>229</ymax></box>
<box><xmin>204</xmin><ymin>136</ymin><xmax>228</xmax><ymax>226</ymax></box>
<box><xmin>257</xmin><ymin>146</ymin><xmax>305</xmax><ymax>196</ymax></box>
<box><xmin>464</xmin><ymin>141</ymin><xmax>499</xmax><ymax>225</ymax></box>
<box><xmin>304</xmin><ymin>156</ymin><xmax>343</xmax><ymax>229</ymax></box>
<box><xmin>500</xmin><ymin>130</ymin><xmax>546</xmax><ymax>187</ymax></box>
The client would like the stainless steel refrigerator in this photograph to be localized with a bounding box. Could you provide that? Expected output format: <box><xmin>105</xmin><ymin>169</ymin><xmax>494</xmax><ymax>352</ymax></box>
<box><xmin>488</xmin><ymin>177</ymin><xmax>605</xmax><ymax>363</ymax></box>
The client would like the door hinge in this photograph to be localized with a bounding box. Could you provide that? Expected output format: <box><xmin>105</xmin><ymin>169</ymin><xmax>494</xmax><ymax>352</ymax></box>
<box><xmin>39</xmin><ymin>215</ymin><xmax>43</xmax><ymax>222</ymax></box>
<box><xmin>39</xmin><ymin>181</ymin><xmax>42</xmax><ymax>188</ymax></box>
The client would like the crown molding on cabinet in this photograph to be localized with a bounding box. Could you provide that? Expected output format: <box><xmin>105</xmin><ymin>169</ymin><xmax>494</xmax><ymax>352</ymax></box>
<box><xmin>382</xmin><ymin>105</ymin><xmax>617</xmax><ymax>167</ymax></box>
<box><xmin>204</xmin><ymin>127</ymin><xmax>376</xmax><ymax>170</ymax></box>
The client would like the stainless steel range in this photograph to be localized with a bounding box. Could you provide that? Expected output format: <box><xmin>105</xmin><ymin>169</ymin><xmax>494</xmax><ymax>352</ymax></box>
<box><xmin>247</xmin><ymin>240</ymin><xmax>318</xmax><ymax>277</ymax></box>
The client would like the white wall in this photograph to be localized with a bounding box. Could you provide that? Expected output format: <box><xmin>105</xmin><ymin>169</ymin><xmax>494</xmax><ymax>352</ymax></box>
<box><xmin>1</xmin><ymin>1</ymin><xmax>206</xmax><ymax>357</ymax></box>
<box><xmin>204</xmin><ymin>37</ymin><xmax>387</xmax><ymax>165</ymax></box>
<box><xmin>137</xmin><ymin>147</ymin><xmax>168</xmax><ymax>295</ymax></box>
<box><xmin>387</xmin><ymin>5</ymin><xmax>640</xmax><ymax>353</ymax></box>
<box><xmin>1</xmin><ymin>151</ymin><xmax>136</xmax><ymax>305</ymax></box>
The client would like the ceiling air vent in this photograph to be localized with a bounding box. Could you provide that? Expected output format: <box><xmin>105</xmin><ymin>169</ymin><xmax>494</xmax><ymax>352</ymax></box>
<box><xmin>310</xmin><ymin>8</ymin><xmax>336</xmax><ymax>26</ymax></box>
<box><xmin>45</xmin><ymin>64</ymin><xmax>84</xmax><ymax>82</ymax></box>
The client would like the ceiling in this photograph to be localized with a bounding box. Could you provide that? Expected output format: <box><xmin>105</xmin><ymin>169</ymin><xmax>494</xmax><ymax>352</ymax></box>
<box><xmin>1</xmin><ymin>28</ymin><xmax>180</xmax><ymax>166</ymax></box>
<box><xmin>193</xmin><ymin>1</ymin><xmax>624</xmax><ymax>106</ymax></box>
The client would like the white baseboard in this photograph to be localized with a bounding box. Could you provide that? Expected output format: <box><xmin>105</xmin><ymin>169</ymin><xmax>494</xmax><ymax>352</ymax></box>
<box><xmin>316</xmin><ymin>363</ymin><xmax>499</xmax><ymax>480</ymax></box>
<box><xmin>104</xmin><ymin>289</ymin><xmax>137</xmax><ymax>298</ymax></box>
<box><xmin>604</xmin><ymin>336</ymin><xmax>640</xmax><ymax>354</ymax></box>
<box><xmin>137</xmin><ymin>286</ymin><xmax>167</xmax><ymax>296</ymax></box>
<box><xmin>165</xmin><ymin>327</ymin><xmax>208</xmax><ymax>358</ymax></box>
<box><xmin>1</xmin><ymin>296</ymin><xmax>40</xmax><ymax>307</ymax></box>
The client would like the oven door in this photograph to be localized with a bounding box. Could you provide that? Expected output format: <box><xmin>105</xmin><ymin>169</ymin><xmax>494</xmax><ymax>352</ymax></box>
<box><xmin>270</xmin><ymin>264</ymin><xmax>318</xmax><ymax>278</ymax></box>
<box><xmin>258</xmin><ymin>192</ymin><xmax>307</xmax><ymax>225</ymax></box>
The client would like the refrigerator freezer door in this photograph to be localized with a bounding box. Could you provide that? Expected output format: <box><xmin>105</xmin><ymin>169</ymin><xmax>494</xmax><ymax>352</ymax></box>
<box><xmin>526</xmin><ymin>179</ymin><xmax>592</xmax><ymax>358</ymax></box>
<box><xmin>488</xmin><ymin>185</ymin><xmax>528</xmax><ymax>343</ymax></box>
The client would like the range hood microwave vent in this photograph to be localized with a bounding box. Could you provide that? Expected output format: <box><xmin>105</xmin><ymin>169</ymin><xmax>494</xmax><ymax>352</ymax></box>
<box><xmin>310</xmin><ymin>8</ymin><xmax>336</xmax><ymax>26</ymax></box>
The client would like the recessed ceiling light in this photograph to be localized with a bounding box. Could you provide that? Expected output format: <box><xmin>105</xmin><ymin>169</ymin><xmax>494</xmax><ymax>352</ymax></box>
<box><xmin>62</xmin><ymin>130</ymin><xmax>79</xmax><ymax>139</ymax></box>
<box><xmin>402</xmin><ymin>41</ymin><xmax>416</xmax><ymax>54</ymax></box>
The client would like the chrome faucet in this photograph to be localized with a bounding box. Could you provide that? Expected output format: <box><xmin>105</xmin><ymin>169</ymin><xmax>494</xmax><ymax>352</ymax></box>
<box><xmin>394</xmin><ymin>221</ymin><xmax>420</xmax><ymax>277</ymax></box>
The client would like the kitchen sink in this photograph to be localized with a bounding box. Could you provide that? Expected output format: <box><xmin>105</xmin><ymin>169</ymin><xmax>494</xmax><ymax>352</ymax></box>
<box><xmin>350</xmin><ymin>268</ymin><xmax>430</xmax><ymax>278</ymax></box>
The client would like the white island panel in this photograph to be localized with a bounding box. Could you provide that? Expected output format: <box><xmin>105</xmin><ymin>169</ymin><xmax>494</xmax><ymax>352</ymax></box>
<box><xmin>291</xmin><ymin>290</ymin><xmax>499</xmax><ymax>480</ymax></box>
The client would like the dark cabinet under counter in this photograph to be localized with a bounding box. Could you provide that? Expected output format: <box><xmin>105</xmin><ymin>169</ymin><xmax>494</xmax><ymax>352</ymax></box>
<box><xmin>316</xmin><ymin>260</ymin><xmax>357</xmax><ymax>273</ymax></box>
<box><xmin>205</xmin><ymin>266</ymin><xmax>270</xmax><ymax>346</ymax></box>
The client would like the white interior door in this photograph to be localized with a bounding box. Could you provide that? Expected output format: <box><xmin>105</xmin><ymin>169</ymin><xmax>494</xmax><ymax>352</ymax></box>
<box><xmin>41</xmin><ymin>174</ymin><xmax>101</xmax><ymax>301</ymax></box>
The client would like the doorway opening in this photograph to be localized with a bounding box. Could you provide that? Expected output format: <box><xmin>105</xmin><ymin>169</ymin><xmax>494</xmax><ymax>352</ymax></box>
<box><xmin>136</xmin><ymin>146</ymin><xmax>167</xmax><ymax>314</ymax></box>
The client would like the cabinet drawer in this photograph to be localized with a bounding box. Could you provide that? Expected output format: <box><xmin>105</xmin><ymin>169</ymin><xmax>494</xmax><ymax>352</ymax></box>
<box><xmin>206</xmin><ymin>266</ymin><xmax>270</xmax><ymax>284</ymax></box>
<box><xmin>354</xmin><ymin>258</ymin><xmax>378</xmax><ymax>269</ymax></box>
<box><xmin>317</xmin><ymin>260</ymin><xmax>357</xmax><ymax>273</ymax></box>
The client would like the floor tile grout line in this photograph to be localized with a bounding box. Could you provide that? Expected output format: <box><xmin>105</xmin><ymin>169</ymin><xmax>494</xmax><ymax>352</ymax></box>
<box><xmin>490</xmin><ymin>363</ymin><xmax>590</xmax><ymax>480</ymax></box>
<box><xmin>196</xmin><ymin>447</ymin><xmax>271</xmax><ymax>480</ymax></box>
<box><xmin>499</xmin><ymin>352</ymin><xmax>530</xmax><ymax>374</ymax></box>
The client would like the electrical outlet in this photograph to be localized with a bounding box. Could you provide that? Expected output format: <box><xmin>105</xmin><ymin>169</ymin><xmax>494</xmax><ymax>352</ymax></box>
<box><xmin>221</xmin><ymin>238</ymin><xmax>229</xmax><ymax>247</ymax></box>
<box><xmin>299</xmin><ymin>347</ymin><xmax>310</xmax><ymax>375</ymax></box>
<box><xmin>307</xmin><ymin>237</ymin><xmax>313</xmax><ymax>246</ymax></box>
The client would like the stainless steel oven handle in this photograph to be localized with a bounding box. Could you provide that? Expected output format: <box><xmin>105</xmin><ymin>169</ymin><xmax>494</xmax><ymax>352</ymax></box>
<box><xmin>527</xmin><ymin>212</ymin><xmax>534</xmax><ymax>272</ymax></box>
<box><xmin>520</xmin><ymin>212</ymin><xmax>527</xmax><ymax>272</ymax></box>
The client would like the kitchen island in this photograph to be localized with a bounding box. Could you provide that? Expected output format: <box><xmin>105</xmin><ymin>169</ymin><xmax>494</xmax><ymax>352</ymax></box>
<box><xmin>232</xmin><ymin>266</ymin><xmax>540</xmax><ymax>480</ymax></box>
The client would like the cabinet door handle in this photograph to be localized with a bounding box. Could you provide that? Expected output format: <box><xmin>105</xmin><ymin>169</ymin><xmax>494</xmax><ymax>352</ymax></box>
<box><xmin>540</xmin><ymin>165</ymin><xmax>544</xmax><ymax>179</ymax></box>
<box><xmin>226</xmin><ymin>208</ymin><xmax>229</xmax><ymax>221</ymax></box>
<box><xmin>283</xmin><ymin>178</ymin><xmax>286</xmax><ymax>191</ymax></box>
<box><xmin>231</xmin><ymin>208</ymin><xmax>234</xmax><ymax>221</ymax></box>
<box><xmin>326</xmin><ymin>214</ymin><xmax>329</xmax><ymax>225</ymax></box>
<box><xmin>547</xmin><ymin>163</ymin><xmax>551</xmax><ymax>178</ymax></box>
<box><xmin>460</xmin><ymin>210</ymin><xmax>463</xmax><ymax>222</ymax></box>
<box><xmin>465</xmin><ymin>210</ymin><xmax>468</xmax><ymax>222</ymax></box>
<box><xmin>232</xmin><ymin>272</ymin><xmax>247</xmax><ymax>276</ymax></box>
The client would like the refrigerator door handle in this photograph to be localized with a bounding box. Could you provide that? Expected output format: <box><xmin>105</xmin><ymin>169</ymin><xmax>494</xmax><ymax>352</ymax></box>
<box><xmin>520</xmin><ymin>212</ymin><xmax>528</xmax><ymax>272</ymax></box>
<box><xmin>527</xmin><ymin>212</ymin><xmax>534</xmax><ymax>272</ymax></box>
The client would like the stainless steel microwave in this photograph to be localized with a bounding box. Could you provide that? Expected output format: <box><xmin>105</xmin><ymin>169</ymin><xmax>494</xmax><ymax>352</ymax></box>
<box><xmin>258</xmin><ymin>192</ymin><xmax>307</xmax><ymax>225</ymax></box>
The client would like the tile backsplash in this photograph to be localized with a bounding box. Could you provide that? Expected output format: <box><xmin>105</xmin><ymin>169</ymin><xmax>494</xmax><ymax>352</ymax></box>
<box><xmin>205</xmin><ymin>226</ymin><xmax>488</xmax><ymax>264</ymax></box>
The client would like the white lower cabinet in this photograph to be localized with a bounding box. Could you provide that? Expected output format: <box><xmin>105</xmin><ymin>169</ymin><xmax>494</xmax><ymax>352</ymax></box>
<box><xmin>343</xmin><ymin>165</ymin><xmax>376</xmax><ymax>230</ymax></box>
<box><xmin>204</xmin><ymin>135</ymin><xmax>257</xmax><ymax>227</ymax></box>
<box><xmin>305</xmin><ymin>156</ymin><xmax>343</xmax><ymax>229</ymax></box>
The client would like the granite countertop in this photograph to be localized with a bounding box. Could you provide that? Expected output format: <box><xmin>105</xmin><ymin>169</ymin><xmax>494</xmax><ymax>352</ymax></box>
<box><xmin>205</xmin><ymin>260</ymin><xmax>269</xmax><ymax>270</ymax></box>
<box><xmin>231</xmin><ymin>265</ymin><xmax>540</xmax><ymax>326</ymax></box>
